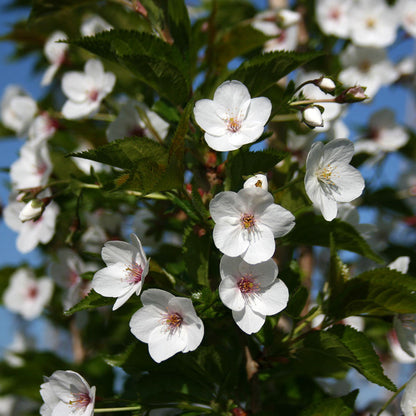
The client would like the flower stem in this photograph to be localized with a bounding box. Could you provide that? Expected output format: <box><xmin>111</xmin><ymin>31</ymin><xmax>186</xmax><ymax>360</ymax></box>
<box><xmin>375</xmin><ymin>381</ymin><xmax>407</xmax><ymax>416</ymax></box>
<box><xmin>94</xmin><ymin>405</ymin><xmax>142</xmax><ymax>413</ymax></box>
<box><xmin>289</xmin><ymin>98</ymin><xmax>336</xmax><ymax>107</ymax></box>
<box><xmin>271</xmin><ymin>114</ymin><xmax>299</xmax><ymax>122</ymax></box>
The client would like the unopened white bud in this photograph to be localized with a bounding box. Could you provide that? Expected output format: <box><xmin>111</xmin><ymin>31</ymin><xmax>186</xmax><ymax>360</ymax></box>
<box><xmin>316</xmin><ymin>77</ymin><xmax>336</xmax><ymax>93</ymax></box>
<box><xmin>243</xmin><ymin>174</ymin><xmax>268</xmax><ymax>191</ymax></box>
<box><xmin>302</xmin><ymin>106</ymin><xmax>323</xmax><ymax>128</ymax></box>
<box><xmin>18</xmin><ymin>199</ymin><xmax>44</xmax><ymax>222</ymax></box>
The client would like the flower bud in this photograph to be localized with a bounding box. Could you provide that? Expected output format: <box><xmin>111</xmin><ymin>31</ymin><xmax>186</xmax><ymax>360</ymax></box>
<box><xmin>336</xmin><ymin>86</ymin><xmax>368</xmax><ymax>103</ymax></box>
<box><xmin>315</xmin><ymin>77</ymin><xmax>336</xmax><ymax>93</ymax></box>
<box><xmin>243</xmin><ymin>174</ymin><xmax>268</xmax><ymax>191</ymax></box>
<box><xmin>302</xmin><ymin>106</ymin><xmax>324</xmax><ymax>128</ymax></box>
<box><xmin>18</xmin><ymin>199</ymin><xmax>44</xmax><ymax>222</ymax></box>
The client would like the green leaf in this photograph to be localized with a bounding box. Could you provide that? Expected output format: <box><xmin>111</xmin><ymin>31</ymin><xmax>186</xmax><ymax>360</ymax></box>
<box><xmin>71</xmin><ymin>30</ymin><xmax>190</xmax><ymax>104</ymax></box>
<box><xmin>281</xmin><ymin>214</ymin><xmax>383</xmax><ymax>263</ymax></box>
<box><xmin>296</xmin><ymin>325</ymin><xmax>396</xmax><ymax>391</ymax></box>
<box><xmin>64</xmin><ymin>289</ymin><xmax>113</xmax><ymax>316</ymax></box>
<box><xmin>300</xmin><ymin>390</ymin><xmax>358</xmax><ymax>416</ymax></box>
<box><xmin>362</xmin><ymin>186</ymin><xmax>414</xmax><ymax>216</ymax></box>
<box><xmin>285</xmin><ymin>286</ymin><xmax>309</xmax><ymax>318</ymax></box>
<box><xmin>225</xmin><ymin>148</ymin><xmax>288</xmax><ymax>191</ymax></box>
<box><xmin>29</xmin><ymin>0</ymin><xmax>96</xmax><ymax>20</ymax></box>
<box><xmin>328</xmin><ymin>268</ymin><xmax>416</xmax><ymax>318</ymax></box>
<box><xmin>183</xmin><ymin>226</ymin><xmax>212</xmax><ymax>287</ymax></box>
<box><xmin>102</xmin><ymin>343</ymin><xmax>136</xmax><ymax>367</ymax></box>
<box><xmin>227</xmin><ymin>50</ymin><xmax>323</xmax><ymax>97</ymax></box>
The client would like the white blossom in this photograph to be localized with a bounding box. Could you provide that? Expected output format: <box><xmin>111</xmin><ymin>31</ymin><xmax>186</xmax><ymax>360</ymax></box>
<box><xmin>219</xmin><ymin>255</ymin><xmax>288</xmax><ymax>334</ymax></box>
<box><xmin>80</xmin><ymin>14</ymin><xmax>113</xmax><ymax>36</ymax></box>
<box><xmin>401</xmin><ymin>371</ymin><xmax>416</xmax><ymax>416</ymax></box>
<box><xmin>243</xmin><ymin>174</ymin><xmax>268</xmax><ymax>191</ymax></box>
<box><xmin>396</xmin><ymin>0</ymin><xmax>416</xmax><ymax>38</ymax></box>
<box><xmin>10</xmin><ymin>141</ymin><xmax>52</xmax><ymax>190</ymax></box>
<box><xmin>209</xmin><ymin>187</ymin><xmax>295</xmax><ymax>264</ymax></box>
<box><xmin>193</xmin><ymin>80</ymin><xmax>272</xmax><ymax>151</ymax></box>
<box><xmin>28</xmin><ymin>113</ymin><xmax>58</xmax><ymax>144</ymax></box>
<box><xmin>92</xmin><ymin>234</ymin><xmax>149</xmax><ymax>310</ymax></box>
<box><xmin>4</xmin><ymin>331</ymin><xmax>32</xmax><ymax>368</ymax></box>
<box><xmin>61</xmin><ymin>59</ymin><xmax>115</xmax><ymax>119</ymax></box>
<box><xmin>315</xmin><ymin>0</ymin><xmax>352</xmax><ymax>38</ymax></box>
<box><xmin>304</xmin><ymin>139</ymin><xmax>365</xmax><ymax>221</ymax></box>
<box><xmin>106</xmin><ymin>100</ymin><xmax>169</xmax><ymax>142</ymax></box>
<box><xmin>3</xmin><ymin>198</ymin><xmax>59</xmax><ymax>254</ymax></box>
<box><xmin>1</xmin><ymin>85</ymin><xmax>37</xmax><ymax>136</ymax></box>
<box><xmin>3</xmin><ymin>268</ymin><xmax>53</xmax><ymax>320</ymax></box>
<box><xmin>41</xmin><ymin>31</ymin><xmax>68</xmax><ymax>86</ymax></box>
<box><xmin>40</xmin><ymin>370</ymin><xmax>95</xmax><ymax>416</ymax></box>
<box><xmin>339</xmin><ymin>45</ymin><xmax>399</xmax><ymax>99</ymax></box>
<box><xmin>129</xmin><ymin>288</ymin><xmax>204</xmax><ymax>363</ymax></box>
<box><xmin>348</xmin><ymin>0</ymin><xmax>398</xmax><ymax>48</ymax></box>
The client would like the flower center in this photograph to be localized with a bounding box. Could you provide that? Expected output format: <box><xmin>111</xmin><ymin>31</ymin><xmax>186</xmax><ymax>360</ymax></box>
<box><xmin>316</xmin><ymin>164</ymin><xmax>335</xmax><ymax>186</ymax></box>
<box><xmin>241</xmin><ymin>213</ymin><xmax>256</xmax><ymax>229</ymax></box>
<box><xmin>365</xmin><ymin>17</ymin><xmax>376</xmax><ymax>29</ymax></box>
<box><xmin>359</xmin><ymin>60</ymin><xmax>371</xmax><ymax>73</ymax></box>
<box><xmin>37</xmin><ymin>161</ymin><xmax>48</xmax><ymax>176</ymax></box>
<box><xmin>88</xmin><ymin>89</ymin><xmax>99</xmax><ymax>102</ymax></box>
<box><xmin>238</xmin><ymin>275</ymin><xmax>260</xmax><ymax>295</ymax></box>
<box><xmin>227</xmin><ymin>117</ymin><xmax>241</xmax><ymax>133</ymax></box>
<box><xmin>27</xmin><ymin>286</ymin><xmax>38</xmax><ymax>299</ymax></box>
<box><xmin>329</xmin><ymin>7</ymin><xmax>340</xmax><ymax>20</ymax></box>
<box><xmin>125</xmin><ymin>262</ymin><xmax>143</xmax><ymax>284</ymax></box>
<box><xmin>69</xmin><ymin>269</ymin><xmax>80</xmax><ymax>287</ymax></box>
<box><xmin>69</xmin><ymin>392</ymin><xmax>91</xmax><ymax>409</ymax></box>
<box><xmin>164</xmin><ymin>312</ymin><xmax>183</xmax><ymax>333</ymax></box>
<box><xmin>255</xmin><ymin>180</ymin><xmax>263</xmax><ymax>188</ymax></box>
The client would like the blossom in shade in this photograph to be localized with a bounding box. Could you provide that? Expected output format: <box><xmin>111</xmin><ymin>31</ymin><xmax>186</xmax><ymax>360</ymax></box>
<box><xmin>396</xmin><ymin>0</ymin><xmax>416</xmax><ymax>38</ymax></box>
<box><xmin>40</xmin><ymin>370</ymin><xmax>95</xmax><ymax>416</ymax></box>
<box><xmin>193</xmin><ymin>80</ymin><xmax>272</xmax><ymax>151</ymax></box>
<box><xmin>315</xmin><ymin>0</ymin><xmax>352</xmax><ymax>38</ymax></box>
<box><xmin>348</xmin><ymin>0</ymin><xmax>398</xmax><ymax>48</ymax></box>
<box><xmin>219</xmin><ymin>255</ymin><xmax>289</xmax><ymax>334</ymax></box>
<box><xmin>3</xmin><ymin>197</ymin><xmax>59</xmax><ymax>254</ymax></box>
<box><xmin>243</xmin><ymin>174</ymin><xmax>268</xmax><ymax>191</ymax></box>
<box><xmin>61</xmin><ymin>59</ymin><xmax>115</xmax><ymax>119</ymax></box>
<box><xmin>80</xmin><ymin>14</ymin><xmax>113</xmax><ymax>36</ymax></box>
<box><xmin>129</xmin><ymin>288</ymin><xmax>204</xmax><ymax>363</ymax></box>
<box><xmin>92</xmin><ymin>233</ymin><xmax>149</xmax><ymax>310</ymax></box>
<box><xmin>209</xmin><ymin>187</ymin><xmax>295</xmax><ymax>264</ymax></box>
<box><xmin>28</xmin><ymin>113</ymin><xmax>58</xmax><ymax>144</ymax></box>
<box><xmin>338</xmin><ymin>45</ymin><xmax>399</xmax><ymax>100</ymax></box>
<box><xmin>401</xmin><ymin>371</ymin><xmax>416</xmax><ymax>416</ymax></box>
<box><xmin>41</xmin><ymin>31</ymin><xmax>68</xmax><ymax>86</ymax></box>
<box><xmin>304</xmin><ymin>139</ymin><xmax>365</xmax><ymax>221</ymax></box>
<box><xmin>3</xmin><ymin>268</ymin><xmax>53</xmax><ymax>320</ymax></box>
<box><xmin>10</xmin><ymin>141</ymin><xmax>52</xmax><ymax>190</ymax></box>
<box><xmin>1</xmin><ymin>85</ymin><xmax>37</xmax><ymax>136</ymax></box>
<box><xmin>50</xmin><ymin>249</ymin><xmax>96</xmax><ymax>310</ymax></box>
<box><xmin>106</xmin><ymin>100</ymin><xmax>169</xmax><ymax>142</ymax></box>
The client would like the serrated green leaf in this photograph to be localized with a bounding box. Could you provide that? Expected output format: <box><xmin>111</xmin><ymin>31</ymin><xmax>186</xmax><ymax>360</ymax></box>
<box><xmin>29</xmin><ymin>0</ymin><xmax>96</xmax><ymax>20</ymax></box>
<box><xmin>285</xmin><ymin>286</ymin><xmax>309</xmax><ymax>318</ymax></box>
<box><xmin>103</xmin><ymin>343</ymin><xmax>136</xmax><ymax>367</ymax></box>
<box><xmin>296</xmin><ymin>325</ymin><xmax>396</xmax><ymax>391</ymax></box>
<box><xmin>64</xmin><ymin>289</ymin><xmax>113</xmax><ymax>316</ymax></box>
<box><xmin>227</xmin><ymin>50</ymin><xmax>323</xmax><ymax>97</ymax></box>
<box><xmin>225</xmin><ymin>148</ymin><xmax>288</xmax><ymax>191</ymax></box>
<box><xmin>328</xmin><ymin>268</ymin><xmax>416</xmax><ymax>318</ymax></box>
<box><xmin>281</xmin><ymin>214</ymin><xmax>383</xmax><ymax>263</ymax></box>
<box><xmin>300</xmin><ymin>390</ymin><xmax>358</xmax><ymax>416</ymax></box>
<box><xmin>71</xmin><ymin>30</ymin><xmax>190</xmax><ymax>104</ymax></box>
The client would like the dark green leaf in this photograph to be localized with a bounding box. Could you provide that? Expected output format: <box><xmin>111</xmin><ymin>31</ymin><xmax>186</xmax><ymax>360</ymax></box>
<box><xmin>227</xmin><ymin>50</ymin><xmax>323</xmax><ymax>97</ymax></box>
<box><xmin>296</xmin><ymin>325</ymin><xmax>396</xmax><ymax>391</ymax></box>
<box><xmin>29</xmin><ymin>0</ymin><xmax>96</xmax><ymax>20</ymax></box>
<box><xmin>225</xmin><ymin>148</ymin><xmax>288</xmax><ymax>191</ymax></box>
<box><xmin>300</xmin><ymin>390</ymin><xmax>358</xmax><ymax>416</ymax></box>
<box><xmin>281</xmin><ymin>214</ymin><xmax>383</xmax><ymax>263</ymax></box>
<box><xmin>362</xmin><ymin>186</ymin><xmax>413</xmax><ymax>216</ymax></box>
<box><xmin>64</xmin><ymin>289</ymin><xmax>113</xmax><ymax>316</ymax></box>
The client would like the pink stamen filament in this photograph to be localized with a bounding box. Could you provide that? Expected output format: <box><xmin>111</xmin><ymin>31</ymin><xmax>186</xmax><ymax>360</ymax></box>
<box><xmin>165</xmin><ymin>311</ymin><xmax>183</xmax><ymax>333</ymax></box>
<box><xmin>241</xmin><ymin>213</ymin><xmax>256</xmax><ymax>229</ymax></box>
<box><xmin>126</xmin><ymin>263</ymin><xmax>144</xmax><ymax>284</ymax></box>
<box><xmin>238</xmin><ymin>276</ymin><xmax>260</xmax><ymax>294</ymax></box>
<box><xmin>69</xmin><ymin>392</ymin><xmax>91</xmax><ymax>409</ymax></box>
<box><xmin>227</xmin><ymin>117</ymin><xmax>241</xmax><ymax>133</ymax></box>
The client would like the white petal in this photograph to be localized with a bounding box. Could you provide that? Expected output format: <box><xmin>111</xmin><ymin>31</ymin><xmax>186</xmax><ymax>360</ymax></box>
<box><xmin>84</xmin><ymin>59</ymin><xmax>104</xmax><ymax>78</ymax></box>
<box><xmin>213</xmin><ymin>221</ymin><xmax>249</xmax><ymax>258</ymax></box>
<box><xmin>209</xmin><ymin>191</ymin><xmax>241</xmax><ymax>223</ymax></box>
<box><xmin>331</xmin><ymin>164</ymin><xmax>365</xmax><ymax>202</ymax></box>
<box><xmin>193</xmin><ymin>99</ymin><xmax>228</xmax><ymax>136</ymax></box>
<box><xmin>101</xmin><ymin>240</ymin><xmax>134</xmax><ymax>265</ymax></box>
<box><xmin>62</xmin><ymin>73</ymin><xmax>90</xmax><ymax>102</ymax></box>
<box><xmin>219</xmin><ymin>277</ymin><xmax>245</xmax><ymax>311</ymax></box>
<box><xmin>213</xmin><ymin>80</ymin><xmax>251</xmax><ymax>114</ymax></box>
<box><xmin>148</xmin><ymin>325</ymin><xmax>187</xmax><ymax>363</ymax></box>
<box><xmin>181</xmin><ymin>319</ymin><xmax>204</xmax><ymax>352</ymax></box>
<box><xmin>241</xmin><ymin>226</ymin><xmax>275</xmax><ymax>264</ymax></box>
<box><xmin>322</xmin><ymin>139</ymin><xmax>354</xmax><ymax>165</ymax></box>
<box><xmin>259</xmin><ymin>204</ymin><xmax>295</xmax><ymax>238</ymax></box>
<box><xmin>232</xmin><ymin>306</ymin><xmax>266</xmax><ymax>334</ymax></box>
<box><xmin>244</xmin><ymin>97</ymin><xmax>272</xmax><ymax>127</ymax></box>
<box><xmin>129</xmin><ymin>304</ymin><xmax>163</xmax><ymax>343</ymax></box>
<box><xmin>141</xmin><ymin>288</ymin><xmax>174</xmax><ymax>309</ymax></box>
<box><xmin>92</xmin><ymin>263</ymin><xmax>132</xmax><ymax>297</ymax></box>
<box><xmin>204</xmin><ymin>132</ymin><xmax>239</xmax><ymax>152</ymax></box>
<box><xmin>41</xmin><ymin>64</ymin><xmax>60</xmax><ymax>87</ymax></box>
<box><xmin>305</xmin><ymin>141</ymin><xmax>324</xmax><ymax>172</ymax></box>
<box><xmin>250</xmin><ymin>279</ymin><xmax>289</xmax><ymax>315</ymax></box>
<box><xmin>62</xmin><ymin>100</ymin><xmax>99</xmax><ymax>120</ymax></box>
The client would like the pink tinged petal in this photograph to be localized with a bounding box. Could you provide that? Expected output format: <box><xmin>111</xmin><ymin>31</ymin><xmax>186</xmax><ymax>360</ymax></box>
<box><xmin>209</xmin><ymin>191</ymin><xmax>242</xmax><ymax>223</ymax></box>
<box><xmin>84</xmin><ymin>59</ymin><xmax>104</xmax><ymax>78</ymax></box>
<box><xmin>140</xmin><ymin>288</ymin><xmax>174</xmax><ymax>309</ymax></box>
<box><xmin>92</xmin><ymin>263</ymin><xmax>133</xmax><ymax>297</ymax></box>
<box><xmin>330</xmin><ymin>164</ymin><xmax>365</xmax><ymax>202</ymax></box>
<box><xmin>204</xmin><ymin>132</ymin><xmax>239</xmax><ymax>152</ymax></box>
<box><xmin>113</xmin><ymin>285</ymin><xmax>139</xmax><ymax>310</ymax></box>
<box><xmin>62</xmin><ymin>100</ymin><xmax>99</xmax><ymax>120</ymax></box>
<box><xmin>213</xmin><ymin>221</ymin><xmax>249</xmax><ymax>257</ymax></box>
<box><xmin>322</xmin><ymin>139</ymin><xmax>355</xmax><ymax>165</ymax></box>
<box><xmin>61</xmin><ymin>73</ymin><xmax>90</xmax><ymax>102</ymax></box>
<box><xmin>244</xmin><ymin>97</ymin><xmax>272</xmax><ymax>126</ymax></box>
<box><xmin>129</xmin><ymin>304</ymin><xmax>164</xmax><ymax>343</ymax></box>
<box><xmin>250</xmin><ymin>279</ymin><xmax>289</xmax><ymax>315</ymax></box>
<box><xmin>259</xmin><ymin>204</ymin><xmax>295</xmax><ymax>238</ymax></box>
<box><xmin>193</xmin><ymin>99</ymin><xmax>228</xmax><ymax>136</ymax></box>
<box><xmin>213</xmin><ymin>80</ymin><xmax>251</xmax><ymax>114</ymax></box>
<box><xmin>227</xmin><ymin>126</ymin><xmax>264</xmax><ymax>147</ymax></box>
<box><xmin>181</xmin><ymin>319</ymin><xmax>204</xmax><ymax>352</ymax></box>
<box><xmin>101</xmin><ymin>240</ymin><xmax>135</xmax><ymax>266</ymax></box>
<box><xmin>130</xmin><ymin>233</ymin><xmax>147</xmax><ymax>265</ymax></box>
<box><xmin>148</xmin><ymin>325</ymin><xmax>187</xmax><ymax>363</ymax></box>
<box><xmin>42</xmin><ymin>64</ymin><xmax>60</xmax><ymax>86</ymax></box>
<box><xmin>232</xmin><ymin>306</ymin><xmax>266</xmax><ymax>334</ymax></box>
<box><xmin>241</xmin><ymin>226</ymin><xmax>275</xmax><ymax>264</ymax></box>
<box><xmin>219</xmin><ymin>277</ymin><xmax>245</xmax><ymax>311</ymax></box>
